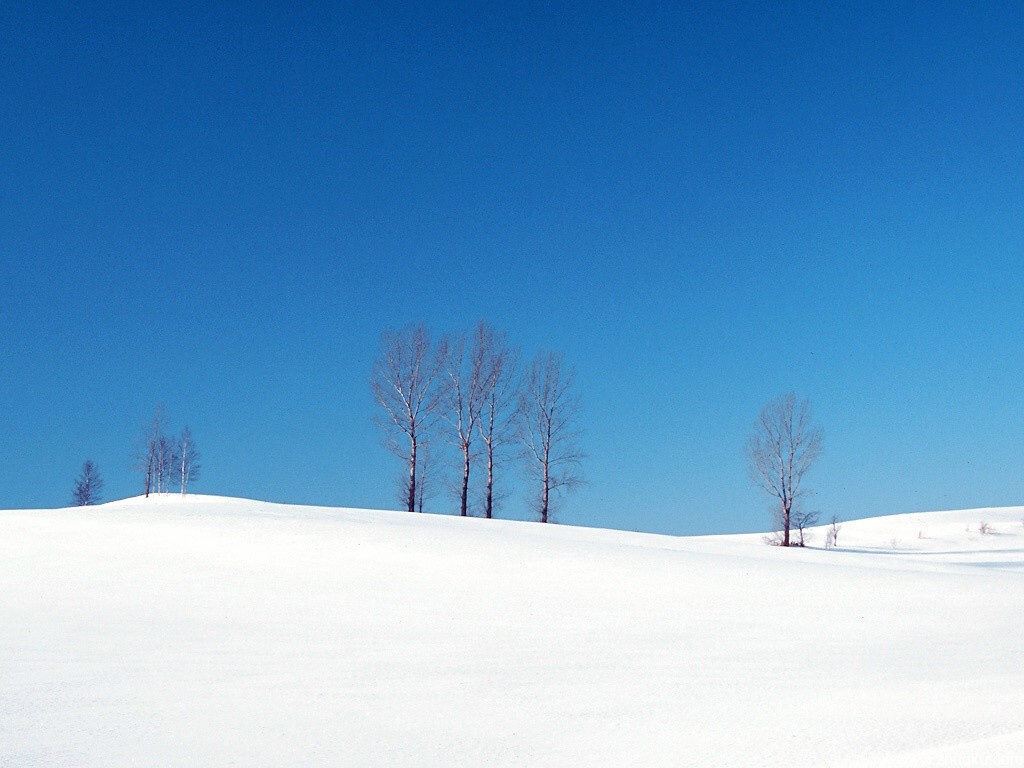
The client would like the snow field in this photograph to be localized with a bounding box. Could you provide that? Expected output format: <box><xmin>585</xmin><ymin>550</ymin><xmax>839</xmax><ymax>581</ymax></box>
<box><xmin>2</xmin><ymin>497</ymin><xmax>1023</xmax><ymax>766</ymax></box>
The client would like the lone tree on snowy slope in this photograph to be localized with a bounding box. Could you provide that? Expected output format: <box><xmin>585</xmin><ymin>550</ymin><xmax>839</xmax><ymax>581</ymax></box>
<box><xmin>372</xmin><ymin>324</ymin><xmax>448</xmax><ymax>513</ymax></box>
<box><xmin>518</xmin><ymin>351</ymin><xmax>583</xmax><ymax>524</ymax></box>
<box><xmin>746</xmin><ymin>392</ymin><xmax>823</xmax><ymax>547</ymax></box>
<box><xmin>72</xmin><ymin>460</ymin><xmax>104</xmax><ymax>506</ymax></box>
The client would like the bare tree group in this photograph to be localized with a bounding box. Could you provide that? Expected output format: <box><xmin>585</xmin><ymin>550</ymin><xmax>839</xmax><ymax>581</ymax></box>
<box><xmin>746</xmin><ymin>392</ymin><xmax>823</xmax><ymax>547</ymax></box>
<box><xmin>372</xmin><ymin>321</ymin><xmax>583</xmax><ymax>522</ymax></box>
<box><xmin>137</xmin><ymin>406</ymin><xmax>201</xmax><ymax>497</ymax></box>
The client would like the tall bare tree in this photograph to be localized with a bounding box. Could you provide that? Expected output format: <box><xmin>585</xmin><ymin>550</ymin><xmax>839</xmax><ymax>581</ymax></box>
<box><xmin>137</xmin><ymin>405</ymin><xmax>168</xmax><ymax>498</ymax></box>
<box><xmin>746</xmin><ymin>392</ymin><xmax>823</xmax><ymax>547</ymax></box>
<box><xmin>444</xmin><ymin>322</ymin><xmax>491</xmax><ymax>517</ymax></box>
<box><xmin>518</xmin><ymin>351</ymin><xmax>584</xmax><ymax>524</ymax></box>
<box><xmin>476</xmin><ymin>323</ymin><xmax>518</xmax><ymax>519</ymax></box>
<box><xmin>72</xmin><ymin>460</ymin><xmax>104</xmax><ymax>506</ymax></box>
<box><xmin>372</xmin><ymin>324</ymin><xmax>448</xmax><ymax>513</ymax></box>
<box><xmin>176</xmin><ymin>425</ymin><xmax>201</xmax><ymax>496</ymax></box>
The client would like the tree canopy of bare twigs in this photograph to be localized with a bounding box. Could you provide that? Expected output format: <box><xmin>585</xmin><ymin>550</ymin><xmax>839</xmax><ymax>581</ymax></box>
<box><xmin>518</xmin><ymin>351</ymin><xmax>584</xmax><ymax>524</ymax></box>
<box><xmin>372</xmin><ymin>324</ymin><xmax>448</xmax><ymax>513</ymax></box>
<box><xmin>746</xmin><ymin>392</ymin><xmax>823</xmax><ymax>547</ymax></box>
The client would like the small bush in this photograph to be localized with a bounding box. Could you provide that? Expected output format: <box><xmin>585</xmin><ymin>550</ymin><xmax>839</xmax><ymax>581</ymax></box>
<box><xmin>978</xmin><ymin>521</ymin><xmax>993</xmax><ymax>535</ymax></box>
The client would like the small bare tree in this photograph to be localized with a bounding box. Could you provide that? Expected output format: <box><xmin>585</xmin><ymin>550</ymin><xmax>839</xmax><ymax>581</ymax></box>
<box><xmin>372</xmin><ymin>324</ymin><xmax>448</xmax><ymax>513</ymax></box>
<box><xmin>477</xmin><ymin>323</ymin><xmax>519</xmax><ymax>519</ymax></box>
<box><xmin>792</xmin><ymin>509</ymin><xmax>819</xmax><ymax>547</ymax></box>
<box><xmin>746</xmin><ymin>392</ymin><xmax>823</xmax><ymax>547</ymax></box>
<box><xmin>72</xmin><ymin>460</ymin><xmax>104</xmax><ymax>506</ymax></box>
<box><xmin>518</xmin><ymin>351</ymin><xmax>584</xmax><ymax>524</ymax></box>
<box><xmin>176</xmin><ymin>425</ymin><xmax>201</xmax><ymax>496</ymax></box>
<box><xmin>824</xmin><ymin>515</ymin><xmax>842</xmax><ymax>549</ymax></box>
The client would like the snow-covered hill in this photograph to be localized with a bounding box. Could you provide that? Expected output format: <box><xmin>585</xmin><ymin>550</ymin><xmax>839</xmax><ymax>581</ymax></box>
<box><xmin>2</xmin><ymin>496</ymin><xmax>1022</xmax><ymax>766</ymax></box>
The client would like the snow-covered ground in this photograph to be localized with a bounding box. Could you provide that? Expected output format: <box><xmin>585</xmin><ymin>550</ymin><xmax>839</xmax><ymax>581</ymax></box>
<box><xmin>2</xmin><ymin>496</ymin><xmax>1022</xmax><ymax>766</ymax></box>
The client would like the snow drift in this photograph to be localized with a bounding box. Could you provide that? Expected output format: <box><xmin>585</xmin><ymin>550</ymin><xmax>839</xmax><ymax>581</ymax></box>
<box><xmin>2</xmin><ymin>496</ymin><xmax>1023</xmax><ymax>766</ymax></box>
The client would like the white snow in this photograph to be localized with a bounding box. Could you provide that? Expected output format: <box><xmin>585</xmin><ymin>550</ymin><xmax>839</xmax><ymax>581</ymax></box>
<box><xmin>2</xmin><ymin>496</ymin><xmax>1023</xmax><ymax>766</ymax></box>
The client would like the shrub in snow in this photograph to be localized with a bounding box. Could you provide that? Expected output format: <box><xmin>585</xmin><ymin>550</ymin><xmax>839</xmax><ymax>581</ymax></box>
<box><xmin>762</xmin><ymin>531</ymin><xmax>785</xmax><ymax>546</ymax></box>
<box><xmin>978</xmin><ymin>521</ymin><xmax>993</xmax><ymax>535</ymax></box>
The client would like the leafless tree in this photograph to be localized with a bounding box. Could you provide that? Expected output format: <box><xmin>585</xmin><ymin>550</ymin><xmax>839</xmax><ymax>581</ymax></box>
<box><xmin>444</xmin><ymin>325</ymin><xmax>489</xmax><ymax>517</ymax></box>
<box><xmin>372</xmin><ymin>324</ymin><xmax>448</xmax><ymax>513</ymax></box>
<box><xmin>136</xmin><ymin>405</ymin><xmax>168</xmax><ymax>497</ymax></box>
<box><xmin>518</xmin><ymin>351</ymin><xmax>584</xmax><ymax>524</ymax></box>
<box><xmin>792</xmin><ymin>508</ymin><xmax>819</xmax><ymax>547</ymax></box>
<box><xmin>825</xmin><ymin>515</ymin><xmax>842</xmax><ymax>549</ymax></box>
<box><xmin>746</xmin><ymin>392</ymin><xmax>823</xmax><ymax>547</ymax></box>
<box><xmin>155</xmin><ymin>433</ymin><xmax>176</xmax><ymax>494</ymax></box>
<box><xmin>176</xmin><ymin>425</ymin><xmax>201</xmax><ymax>496</ymax></box>
<box><xmin>72</xmin><ymin>460</ymin><xmax>104</xmax><ymax>506</ymax></box>
<box><xmin>476</xmin><ymin>323</ymin><xmax>519</xmax><ymax>519</ymax></box>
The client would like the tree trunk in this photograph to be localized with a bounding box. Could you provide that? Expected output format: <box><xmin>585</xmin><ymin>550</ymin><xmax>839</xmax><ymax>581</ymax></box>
<box><xmin>541</xmin><ymin>457</ymin><xmax>550</xmax><ymax>524</ymax></box>
<box><xmin>485</xmin><ymin>447</ymin><xmax>494</xmax><ymax>519</ymax></box>
<box><xmin>408</xmin><ymin>436</ymin><xmax>417</xmax><ymax>513</ymax></box>
<box><xmin>460</xmin><ymin>449</ymin><xmax>470</xmax><ymax>517</ymax></box>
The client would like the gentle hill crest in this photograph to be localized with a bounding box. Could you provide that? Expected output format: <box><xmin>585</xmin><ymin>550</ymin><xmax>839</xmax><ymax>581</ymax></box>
<box><xmin>2</xmin><ymin>497</ymin><xmax>1023</xmax><ymax>766</ymax></box>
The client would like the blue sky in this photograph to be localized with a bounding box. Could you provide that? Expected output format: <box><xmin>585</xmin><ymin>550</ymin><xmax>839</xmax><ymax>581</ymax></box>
<box><xmin>3</xmin><ymin>1</ymin><xmax>1023</xmax><ymax>534</ymax></box>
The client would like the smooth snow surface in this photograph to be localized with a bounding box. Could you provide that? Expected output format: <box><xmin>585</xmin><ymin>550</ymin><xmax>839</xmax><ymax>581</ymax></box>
<box><xmin>3</xmin><ymin>496</ymin><xmax>1023</xmax><ymax>766</ymax></box>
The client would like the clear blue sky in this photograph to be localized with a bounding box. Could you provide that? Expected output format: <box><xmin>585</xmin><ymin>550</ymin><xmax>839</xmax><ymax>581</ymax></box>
<box><xmin>3</xmin><ymin>1</ymin><xmax>1023</xmax><ymax>534</ymax></box>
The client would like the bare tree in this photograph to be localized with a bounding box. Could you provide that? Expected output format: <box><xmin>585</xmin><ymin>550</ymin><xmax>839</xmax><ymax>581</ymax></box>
<box><xmin>136</xmin><ymin>405</ymin><xmax>168</xmax><ymax>498</ymax></box>
<box><xmin>792</xmin><ymin>508</ymin><xmax>820</xmax><ymax>547</ymax></box>
<box><xmin>746</xmin><ymin>392</ymin><xmax>823</xmax><ymax>547</ymax></box>
<box><xmin>176</xmin><ymin>425</ymin><xmax>201</xmax><ymax>496</ymax></box>
<box><xmin>824</xmin><ymin>515</ymin><xmax>842</xmax><ymax>549</ymax></box>
<box><xmin>444</xmin><ymin>325</ymin><xmax>489</xmax><ymax>517</ymax></box>
<box><xmin>518</xmin><ymin>351</ymin><xmax>584</xmax><ymax>524</ymax></box>
<box><xmin>372</xmin><ymin>324</ymin><xmax>448</xmax><ymax>513</ymax></box>
<box><xmin>72</xmin><ymin>460</ymin><xmax>104</xmax><ymax>506</ymax></box>
<box><xmin>476</xmin><ymin>323</ymin><xmax>518</xmax><ymax>519</ymax></box>
<box><xmin>155</xmin><ymin>433</ymin><xmax>175</xmax><ymax>494</ymax></box>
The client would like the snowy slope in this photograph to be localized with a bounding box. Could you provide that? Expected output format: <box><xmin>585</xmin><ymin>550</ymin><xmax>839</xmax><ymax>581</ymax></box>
<box><xmin>2</xmin><ymin>496</ymin><xmax>1023</xmax><ymax>767</ymax></box>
